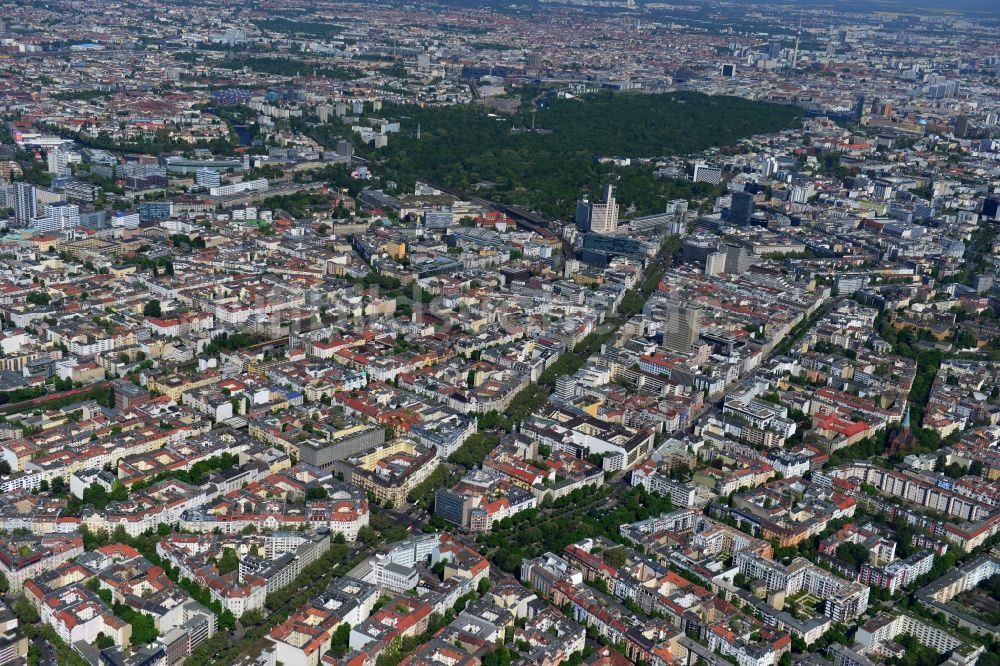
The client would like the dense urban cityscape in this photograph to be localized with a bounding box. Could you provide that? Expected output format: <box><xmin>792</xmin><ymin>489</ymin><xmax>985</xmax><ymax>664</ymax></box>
<box><xmin>0</xmin><ymin>0</ymin><xmax>998</xmax><ymax>665</ymax></box>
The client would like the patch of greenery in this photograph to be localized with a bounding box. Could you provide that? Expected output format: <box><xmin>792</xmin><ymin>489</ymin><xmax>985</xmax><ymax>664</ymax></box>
<box><xmin>482</xmin><ymin>485</ymin><xmax>673</xmax><ymax>573</ymax></box>
<box><xmin>219</xmin><ymin>56</ymin><xmax>357</xmax><ymax>81</ymax></box>
<box><xmin>352</xmin><ymin>91</ymin><xmax>800</xmax><ymax>219</ymax></box>
<box><xmin>448</xmin><ymin>433</ymin><xmax>502</xmax><ymax>469</ymax></box>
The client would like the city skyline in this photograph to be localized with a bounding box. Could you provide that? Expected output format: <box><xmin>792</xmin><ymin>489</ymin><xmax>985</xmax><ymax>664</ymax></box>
<box><xmin>0</xmin><ymin>1</ymin><xmax>997</xmax><ymax>665</ymax></box>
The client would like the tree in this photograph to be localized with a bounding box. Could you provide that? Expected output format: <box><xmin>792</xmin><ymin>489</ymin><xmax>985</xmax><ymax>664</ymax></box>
<box><xmin>115</xmin><ymin>604</ymin><xmax>158</xmax><ymax>644</ymax></box>
<box><xmin>26</xmin><ymin>291</ymin><xmax>50</xmax><ymax>306</ymax></box>
<box><xmin>241</xmin><ymin>609</ymin><xmax>264</xmax><ymax>627</ymax></box>
<box><xmin>217</xmin><ymin>547</ymin><xmax>239</xmax><ymax>575</ymax></box>
<box><xmin>143</xmin><ymin>300</ymin><xmax>162</xmax><ymax>318</ymax></box>
<box><xmin>51</xmin><ymin>476</ymin><xmax>66</xmax><ymax>496</ymax></box>
<box><xmin>305</xmin><ymin>486</ymin><xmax>328</xmax><ymax>501</ymax></box>
<box><xmin>482</xmin><ymin>647</ymin><xmax>514</xmax><ymax>666</ymax></box>
<box><xmin>836</xmin><ymin>542</ymin><xmax>872</xmax><ymax>571</ymax></box>
<box><xmin>13</xmin><ymin>597</ymin><xmax>39</xmax><ymax>624</ymax></box>
<box><xmin>331</xmin><ymin>622</ymin><xmax>351</xmax><ymax>657</ymax></box>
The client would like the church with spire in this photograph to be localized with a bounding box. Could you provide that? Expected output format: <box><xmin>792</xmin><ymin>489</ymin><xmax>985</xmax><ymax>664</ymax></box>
<box><xmin>886</xmin><ymin>404</ymin><xmax>914</xmax><ymax>457</ymax></box>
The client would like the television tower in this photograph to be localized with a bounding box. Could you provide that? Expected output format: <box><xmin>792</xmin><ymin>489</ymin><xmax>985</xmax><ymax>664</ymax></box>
<box><xmin>792</xmin><ymin>14</ymin><xmax>801</xmax><ymax>69</ymax></box>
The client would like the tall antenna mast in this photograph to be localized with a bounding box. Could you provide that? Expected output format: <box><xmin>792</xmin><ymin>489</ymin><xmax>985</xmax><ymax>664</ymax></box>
<box><xmin>792</xmin><ymin>13</ymin><xmax>802</xmax><ymax>69</ymax></box>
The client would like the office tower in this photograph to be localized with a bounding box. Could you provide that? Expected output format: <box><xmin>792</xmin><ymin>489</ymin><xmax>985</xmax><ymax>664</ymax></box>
<box><xmin>563</xmin><ymin>258</ymin><xmax>580</xmax><ymax>278</ymax></box>
<box><xmin>983</xmin><ymin>197</ymin><xmax>999</xmax><ymax>219</ymax></box>
<box><xmin>693</xmin><ymin>163</ymin><xmax>722</xmax><ymax>185</ymax></box>
<box><xmin>705</xmin><ymin>251</ymin><xmax>726</xmax><ymax>276</ymax></box>
<box><xmin>682</xmin><ymin>237</ymin><xmax>719</xmax><ymax>265</ymax></box>
<box><xmin>555</xmin><ymin>375</ymin><xmax>578</xmax><ymax>402</ymax></box>
<box><xmin>195</xmin><ymin>168</ymin><xmax>221</xmax><ymax>189</ymax></box>
<box><xmin>663</xmin><ymin>302</ymin><xmax>702</xmax><ymax>354</ymax></box>
<box><xmin>721</xmin><ymin>63</ymin><xmax>736</xmax><ymax>77</ymax></box>
<box><xmin>32</xmin><ymin>201</ymin><xmax>79</xmax><ymax>234</ymax></box>
<box><xmin>47</xmin><ymin>147</ymin><xmax>69</xmax><ymax>176</ymax></box>
<box><xmin>79</xmin><ymin>210</ymin><xmax>107</xmax><ymax>230</ymax></box>
<box><xmin>665</xmin><ymin>199</ymin><xmax>688</xmax><ymax>216</ymax></box>
<box><xmin>974</xmin><ymin>275</ymin><xmax>994</xmax><ymax>294</ymax></box>
<box><xmin>730</xmin><ymin>191</ymin><xmax>755</xmax><ymax>226</ymax></box>
<box><xmin>853</xmin><ymin>94</ymin><xmax>866</xmax><ymax>122</ymax></box>
<box><xmin>139</xmin><ymin>201</ymin><xmax>173</xmax><ymax>223</ymax></box>
<box><xmin>575</xmin><ymin>184</ymin><xmax>618</xmax><ymax>234</ymax></box>
<box><xmin>65</xmin><ymin>181</ymin><xmax>99</xmax><ymax>204</ymax></box>
<box><xmin>12</xmin><ymin>182</ymin><xmax>37</xmax><ymax>226</ymax></box>
<box><xmin>954</xmin><ymin>114</ymin><xmax>969</xmax><ymax>139</ymax></box>
<box><xmin>724</xmin><ymin>243</ymin><xmax>756</xmax><ymax>275</ymax></box>
<box><xmin>767</xmin><ymin>42</ymin><xmax>781</xmax><ymax>59</ymax></box>
<box><xmin>111</xmin><ymin>210</ymin><xmax>140</xmax><ymax>229</ymax></box>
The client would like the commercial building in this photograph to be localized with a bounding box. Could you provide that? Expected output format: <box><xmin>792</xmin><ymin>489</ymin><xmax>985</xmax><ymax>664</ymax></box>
<box><xmin>693</xmin><ymin>163</ymin><xmax>722</xmax><ymax>185</ymax></box>
<box><xmin>296</xmin><ymin>424</ymin><xmax>386</xmax><ymax>470</ymax></box>
<box><xmin>663</xmin><ymin>302</ymin><xmax>702</xmax><ymax>353</ymax></box>
<box><xmin>195</xmin><ymin>168</ymin><xmax>222</xmax><ymax>189</ymax></box>
<box><xmin>46</xmin><ymin>147</ymin><xmax>69</xmax><ymax>176</ymax></box>
<box><xmin>345</xmin><ymin>440</ymin><xmax>440</xmax><ymax>508</ymax></box>
<box><xmin>705</xmin><ymin>251</ymin><xmax>726</xmax><ymax>276</ymax></box>
<box><xmin>139</xmin><ymin>201</ymin><xmax>174</xmax><ymax>223</ymax></box>
<box><xmin>11</xmin><ymin>182</ymin><xmax>36</xmax><ymax>226</ymax></box>
<box><xmin>581</xmin><ymin>233</ymin><xmax>650</xmax><ymax>264</ymax></box>
<box><xmin>64</xmin><ymin>181</ymin><xmax>99</xmax><ymax>204</ymax></box>
<box><xmin>724</xmin><ymin>244</ymin><xmax>757</xmax><ymax>275</ymax></box>
<box><xmin>575</xmin><ymin>185</ymin><xmax>619</xmax><ymax>234</ymax></box>
<box><xmin>32</xmin><ymin>201</ymin><xmax>79</xmax><ymax>234</ymax></box>
<box><xmin>730</xmin><ymin>191</ymin><xmax>755</xmax><ymax>226</ymax></box>
<box><xmin>209</xmin><ymin>178</ymin><xmax>267</xmax><ymax>197</ymax></box>
<box><xmin>954</xmin><ymin>114</ymin><xmax>970</xmax><ymax>139</ymax></box>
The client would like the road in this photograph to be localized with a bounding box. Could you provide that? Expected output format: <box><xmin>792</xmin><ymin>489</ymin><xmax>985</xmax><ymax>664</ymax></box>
<box><xmin>239</xmin><ymin>190</ymin><xmax>830</xmax><ymax>661</ymax></box>
<box><xmin>226</xmin><ymin>543</ymin><xmax>368</xmax><ymax>661</ymax></box>
<box><xmin>34</xmin><ymin>635</ymin><xmax>56</xmax><ymax>666</ymax></box>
